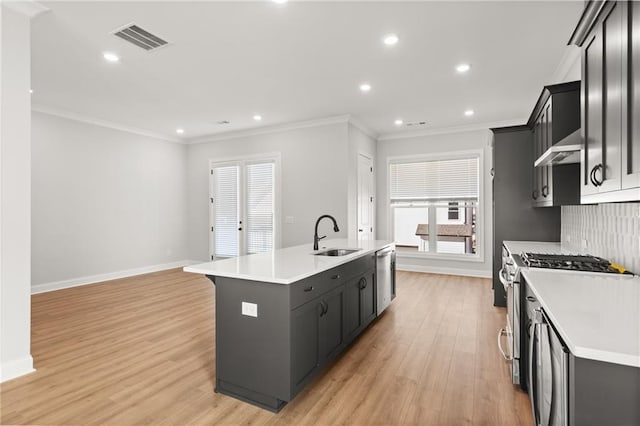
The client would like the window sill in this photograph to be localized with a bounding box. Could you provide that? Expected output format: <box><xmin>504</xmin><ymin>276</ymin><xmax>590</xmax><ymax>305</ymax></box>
<box><xmin>397</xmin><ymin>251</ymin><xmax>484</xmax><ymax>263</ymax></box>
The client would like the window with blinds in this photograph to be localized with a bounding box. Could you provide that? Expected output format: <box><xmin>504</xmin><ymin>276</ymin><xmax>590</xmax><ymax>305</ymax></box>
<box><xmin>389</xmin><ymin>155</ymin><xmax>480</xmax><ymax>257</ymax></box>
<box><xmin>210</xmin><ymin>158</ymin><xmax>277</xmax><ymax>259</ymax></box>
<box><xmin>390</xmin><ymin>157</ymin><xmax>479</xmax><ymax>203</ymax></box>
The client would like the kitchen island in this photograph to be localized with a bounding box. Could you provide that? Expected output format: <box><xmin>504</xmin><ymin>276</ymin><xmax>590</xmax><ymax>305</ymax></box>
<box><xmin>184</xmin><ymin>239</ymin><xmax>395</xmax><ymax>412</ymax></box>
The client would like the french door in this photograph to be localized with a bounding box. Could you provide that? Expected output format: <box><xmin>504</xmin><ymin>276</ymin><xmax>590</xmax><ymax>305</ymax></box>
<box><xmin>209</xmin><ymin>156</ymin><xmax>279</xmax><ymax>260</ymax></box>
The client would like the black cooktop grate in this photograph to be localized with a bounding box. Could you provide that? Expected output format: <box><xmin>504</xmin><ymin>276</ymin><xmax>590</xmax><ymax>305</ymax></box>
<box><xmin>520</xmin><ymin>252</ymin><xmax>616</xmax><ymax>273</ymax></box>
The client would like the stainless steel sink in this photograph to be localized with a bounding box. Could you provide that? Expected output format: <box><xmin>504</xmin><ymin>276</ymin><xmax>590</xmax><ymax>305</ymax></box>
<box><xmin>314</xmin><ymin>248</ymin><xmax>362</xmax><ymax>256</ymax></box>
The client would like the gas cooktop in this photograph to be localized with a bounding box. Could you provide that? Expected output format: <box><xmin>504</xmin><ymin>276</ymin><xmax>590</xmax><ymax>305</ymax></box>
<box><xmin>520</xmin><ymin>252</ymin><xmax>622</xmax><ymax>273</ymax></box>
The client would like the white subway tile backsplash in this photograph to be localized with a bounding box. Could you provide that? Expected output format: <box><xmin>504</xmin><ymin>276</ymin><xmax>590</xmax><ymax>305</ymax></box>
<box><xmin>562</xmin><ymin>203</ymin><xmax>640</xmax><ymax>273</ymax></box>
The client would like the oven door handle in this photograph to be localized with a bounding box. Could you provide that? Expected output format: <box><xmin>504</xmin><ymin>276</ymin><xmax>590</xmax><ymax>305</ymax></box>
<box><xmin>497</xmin><ymin>328</ymin><xmax>512</xmax><ymax>361</ymax></box>
<box><xmin>498</xmin><ymin>268</ymin><xmax>511</xmax><ymax>288</ymax></box>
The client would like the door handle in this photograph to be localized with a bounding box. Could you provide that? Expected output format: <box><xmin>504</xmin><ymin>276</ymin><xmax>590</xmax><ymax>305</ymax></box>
<box><xmin>358</xmin><ymin>229</ymin><xmax>363</xmax><ymax>232</ymax></box>
<box><xmin>303</xmin><ymin>286</ymin><xmax>314</xmax><ymax>292</ymax></box>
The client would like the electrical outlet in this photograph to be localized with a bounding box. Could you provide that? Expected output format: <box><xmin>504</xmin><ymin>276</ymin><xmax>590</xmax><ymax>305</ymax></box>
<box><xmin>241</xmin><ymin>302</ymin><xmax>258</xmax><ymax>318</ymax></box>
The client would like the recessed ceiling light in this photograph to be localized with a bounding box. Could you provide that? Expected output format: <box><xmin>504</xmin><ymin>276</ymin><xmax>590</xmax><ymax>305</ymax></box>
<box><xmin>464</xmin><ymin>109</ymin><xmax>475</xmax><ymax>117</ymax></box>
<box><xmin>394</xmin><ymin>119</ymin><xmax>403</xmax><ymax>126</ymax></box>
<box><xmin>103</xmin><ymin>52</ymin><xmax>120</xmax><ymax>63</ymax></box>
<box><xmin>383</xmin><ymin>33</ymin><xmax>399</xmax><ymax>46</ymax></box>
<box><xmin>176</xmin><ymin>128</ymin><xmax>185</xmax><ymax>134</ymax></box>
<box><xmin>272</xmin><ymin>0</ymin><xmax>287</xmax><ymax>4</ymax></box>
<box><xmin>253</xmin><ymin>115</ymin><xmax>263</xmax><ymax>121</ymax></box>
<box><xmin>29</xmin><ymin>89</ymin><xmax>34</xmax><ymax>94</ymax></box>
<box><xmin>456</xmin><ymin>63</ymin><xmax>471</xmax><ymax>73</ymax></box>
<box><xmin>359</xmin><ymin>83</ymin><xmax>372</xmax><ymax>92</ymax></box>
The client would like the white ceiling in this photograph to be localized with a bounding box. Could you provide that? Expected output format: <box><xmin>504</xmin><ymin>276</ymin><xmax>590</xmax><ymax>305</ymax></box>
<box><xmin>31</xmin><ymin>1</ymin><xmax>583</xmax><ymax>141</ymax></box>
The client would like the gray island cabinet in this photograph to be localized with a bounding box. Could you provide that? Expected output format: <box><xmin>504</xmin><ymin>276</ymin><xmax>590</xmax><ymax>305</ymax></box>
<box><xmin>185</xmin><ymin>239</ymin><xmax>394</xmax><ymax>412</ymax></box>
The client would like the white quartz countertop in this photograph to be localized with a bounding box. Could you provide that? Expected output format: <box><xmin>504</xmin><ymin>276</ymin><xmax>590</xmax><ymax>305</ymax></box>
<box><xmin>521</xmin><ymin>268</ymin><xmax>640</xmax><ymax>367</ymax></box>
<box><xmin>184</xmin><ymin>239</ymin><xmax>394</xmax><ymax>285</ymax></box>
<box><xmin>503</xmin><ymin>240</ymin><xmax>562</xmax><ymax>256</ymax></box>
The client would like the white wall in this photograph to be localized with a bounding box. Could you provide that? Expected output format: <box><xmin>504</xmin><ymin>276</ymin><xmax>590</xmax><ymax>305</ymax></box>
<box><xmin>187</xmin><ymin>122</ymin><xmax>350</xmax><ymax>261</ymax></box>
<box><xmin>376</xmin><ymin>129</ymin><xmax>493</xmax><ymax>277</ymax></box>
<box><xmin>0</xmin><ymin>5</ymin><xmax>34</xmax><ymax>382</ymax></box>
<box><xmin>31</xmin><ymin>112</ymin><xmax>189</xmax><ymax>291</ymax></box>
<box><xmin>347</xmin><ymin>123</ymin><xmax>377</xmax><ymax>240</ymax></box>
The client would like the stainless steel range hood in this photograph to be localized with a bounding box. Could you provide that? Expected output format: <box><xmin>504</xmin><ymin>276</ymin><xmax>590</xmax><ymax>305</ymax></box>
<box><xmin>534</xmin><ymin>129</ymin><xmax>581</xmax><ymax>167</ymax></box>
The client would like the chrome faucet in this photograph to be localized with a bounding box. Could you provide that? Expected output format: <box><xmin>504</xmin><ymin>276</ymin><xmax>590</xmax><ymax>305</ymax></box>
<box><xmin>313</xmin><ymin>215</ymin><xmax>340</xmax><ymax>250</ymax></box>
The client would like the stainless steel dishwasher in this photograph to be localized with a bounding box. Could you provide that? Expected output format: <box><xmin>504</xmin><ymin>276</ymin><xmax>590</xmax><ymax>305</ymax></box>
<box><xmin>376</xmin><ymin>246</ymin><xmax>394</xmax><ymax>314</ymax></box>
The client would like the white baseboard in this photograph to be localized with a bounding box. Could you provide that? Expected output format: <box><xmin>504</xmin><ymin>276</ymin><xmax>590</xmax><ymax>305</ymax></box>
<box><xmin>31</xmin><ymin>260</ymin><xmax>198</xmax><ymax>294</ymax></box>
<box><xmin>0</xmin><ymin>355</ymin><xmax>35</xmax><ymax>383</ymax></box>
<box><xmin>397</xmin><ymin>262</ymin><xmax>491</xmax><ymax>278</ymax></box>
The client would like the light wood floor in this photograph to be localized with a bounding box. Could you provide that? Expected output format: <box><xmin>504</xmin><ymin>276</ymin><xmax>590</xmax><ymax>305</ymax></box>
<box><xmin>1</xmin><ymin>269</ymin><xmax>531</xmax><ymax>425</ymax></box>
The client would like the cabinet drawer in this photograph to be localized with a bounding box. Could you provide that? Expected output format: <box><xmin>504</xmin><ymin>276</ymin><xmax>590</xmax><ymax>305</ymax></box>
<box><xmin>289</xmin><ymin>254</ymin><xmax>374</xmax><ymax>309</ymax></box>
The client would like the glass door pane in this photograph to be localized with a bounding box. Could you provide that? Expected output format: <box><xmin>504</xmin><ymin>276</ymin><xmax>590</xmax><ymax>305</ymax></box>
<box><xmin>246</xmin><ymin>162</ymin><xmax>275</xmax><ymax>254</ymax></box>
<box><xmin>212</xmin><ymin>165</ymin><xmax>240</xmax><ymax>258</ymax></box>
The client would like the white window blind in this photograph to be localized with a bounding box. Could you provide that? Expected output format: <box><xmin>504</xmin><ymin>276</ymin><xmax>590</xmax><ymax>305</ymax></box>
<box><xmin>246</xmin><ymin>162</ymin><xmax>275</xmax><ymax>254</ymax></box>
<box><xmin>390</xmin><ymin>157</ymin><xmax>479</xmax><ymax>202</ymax></box>
<box><xmin>212</xmin><ymin>166</ymin><xmax>239</xmax><ymax>258</ymax></box>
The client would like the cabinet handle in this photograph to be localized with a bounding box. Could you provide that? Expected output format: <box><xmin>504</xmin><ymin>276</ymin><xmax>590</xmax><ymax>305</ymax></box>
<box><xmin>304</xmin><ymin>286</ymin><xmax>314</xmax><ymax>292</ymax></box>
<box><xmin>541</xmin><ymin>185</ymin><xmax>548</xmax><ymax>198</ymax></box>
<box><xmin>319</xmin><ymin>301</ymin><xmax>327</xmax><ymax>317</ymax></box>
<box><xmin>592</xmin><ymin>163</ymin><xmax>604</xmax><ymax>187</ymax></box>
<box><xmin>331</xmin><ymin>274</ymin><xmax>340</xmax><ymax>280</ymax></box>
<box><xmin>532</xmin><ymin>189</ymin><xmax>539</xmax><ymax>200</ymax></box>
<box><xmin>359</xmin><ymin>278</ymin><xmax>367</xmax><ymax>290</ymax></box>
<box><xmin>589</xmin><ymin>165</ymin><xmax>598</xmax><ymax>186</ymax></box>
<box><xmin>526</xmin><ymin>296</ymin><xmax>536</xmax><ymax>302</ymax></box>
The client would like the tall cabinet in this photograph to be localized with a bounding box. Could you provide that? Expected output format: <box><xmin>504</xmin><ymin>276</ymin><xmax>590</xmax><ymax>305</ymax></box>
<box><xmin>491</xmin><ymin>126</ymin><xmax>561</xmax><ymax>307</ymax></box>
<box><xmin>571</xmin><ymin>0</ymin><xmax>640</xmax><ymax>203</ymax></box>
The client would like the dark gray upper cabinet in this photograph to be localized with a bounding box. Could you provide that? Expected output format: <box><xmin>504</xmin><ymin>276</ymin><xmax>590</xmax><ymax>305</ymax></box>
<box><xmin>528</xmin><ymin>82</ymin><xmax>582</xmax><ymax>207</ymax></box>
<box><xmin>573</xmin><ymin>0</ymin><xmax>640</xmax><ymax>202</ymax></box>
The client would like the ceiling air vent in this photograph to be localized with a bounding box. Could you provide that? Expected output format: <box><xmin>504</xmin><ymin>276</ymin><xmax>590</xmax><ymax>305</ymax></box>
<box><xmin>405</xmin><ymin>121</ymin><xmax>427</xmax><ymax>127</ymax></box>
<box><xmin>112</xmin><ymin>23</ymin><xmax>169</xmax><ymax>51</ymax></box>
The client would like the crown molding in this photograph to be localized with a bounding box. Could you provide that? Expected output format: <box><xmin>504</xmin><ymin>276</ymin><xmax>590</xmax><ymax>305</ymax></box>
<box><xmin>377</xmin><ymin>118</ymin><xmax>526</xmax><ymax>142</ymax></box>
<box><xmin>32</xmin><ymin>105</ymin><xmax>184</xmax><ymax>144</ymax></box>
<box><xmin>187</xmin><ymin>114</ymin><xmax>351</xmax><ymax>144</ymax></box>
<box><xmin>549</xmin><ymin>45</ymin><xmax>581</xmax><ymax>85</ymax></box>
<box><xmin>347</xmin><ymin>115</ymin><xmax>379</xmax><ymax>140</ymax></box>
<box><xmin>2</xmin><ymin>0</ymin><xmax>49</xmax><ymax>18</ymax></box>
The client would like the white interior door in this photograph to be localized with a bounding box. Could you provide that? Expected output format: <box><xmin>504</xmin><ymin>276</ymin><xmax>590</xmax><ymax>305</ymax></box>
<box><xmin>357</xmin><ymin>153</ymin><xmax>374</xmax><ymax>241</ymax></box>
